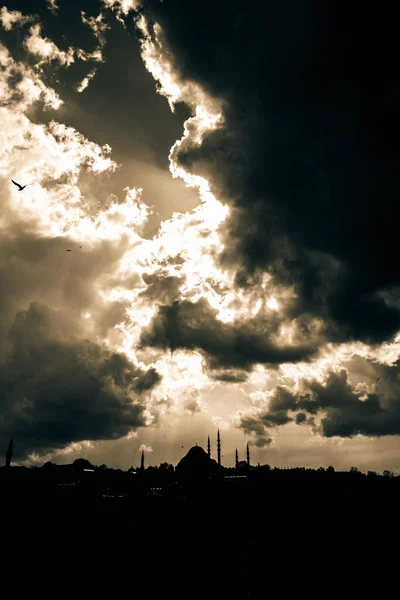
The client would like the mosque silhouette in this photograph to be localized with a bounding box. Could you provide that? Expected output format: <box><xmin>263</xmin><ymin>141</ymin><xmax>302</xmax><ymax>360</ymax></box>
<box><xmin>168</xmin><ymin>430</ymin><xmax>250</xmax><ymax>481</ymax></box>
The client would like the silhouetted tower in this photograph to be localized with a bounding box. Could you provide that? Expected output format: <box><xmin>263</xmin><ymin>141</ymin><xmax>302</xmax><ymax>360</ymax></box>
<box><xmin>5</xmin><ymin>437</ymin><xmax>13</xmax><ymax>468</ymax></box>
<box><xmin>235</xmin><ymin>448</ymin><xmax>239</xmax><ymax>469</ymax></box>
<box><xmin>140</xmin><ymin>449</ymin><xmax>144</xmax><ymax>470</ymax></box>
<box><xmin>217</xmin><ymin>429</ymin><xmax>221</xmax><ymax>466</ymax></box>
<box><xmin>246</xmin><ymin>443</ymin><xmax>250</xmax><ymax>466</ymax></box>
<box><xmin>207</xmin><ymin>436</ymin><xmax>211</xmax><ymax>458</ymax></box>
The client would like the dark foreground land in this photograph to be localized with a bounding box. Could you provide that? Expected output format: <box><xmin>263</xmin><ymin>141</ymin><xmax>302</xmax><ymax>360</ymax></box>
<box><xmin>2</xmin><ymin>468</ymin><xmax>400</xmax><ymax>596</ymax></box>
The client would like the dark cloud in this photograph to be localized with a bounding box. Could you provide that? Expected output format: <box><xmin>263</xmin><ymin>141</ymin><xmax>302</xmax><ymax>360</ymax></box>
<box><xmin>139</xmin><ymin>273</ymin><xmax>182</xmax><ymax>305</ymax></box>
<box><xmin>0</xmin><ymin>227</ymin><xmax>128</xmax><ymax>358</ymax></box>
<box><xmin>238</xmin><ymin>359</ymin><xmax>400</xmax><ymax>442</ymax></box>
<box><xmin>182</xmin><ymin>389</ymin><xmax>204</xmax><ymax>414</ymax></box>
<box><xmin>139</xmin><ymin>298</ymin><xmax>318</xmax><ymax>374</ymax></box>
<box><xmin>312</xmin><ymin>368</ymin><xmax>400</xmax><ymax>438</ymax></box>
<box><xmin>0</xmin><ymin>302</ymin><xmax>161</xmax><ymax>459</ymax></box>
<box><xmin>137</xmin><ymin>0</ymin><xmax>400</xmax><ymax>344</ymax></box>
<box><xmin>295</xmin><ymin>412</ymin><xmax>307</xmax><ymax>425</ymax></box>
<box><xmin>239</xmin><ymin>385</ymin><xmax>296</xmax><ymax>437</ymax></box>
<box><xmin>240</xmin><ymin>416</ymin><xmax>273</xmax><ymax>448</ymax></box>
<box><xmin>208</xmin><ymin>369</ymin><xmax>249</xmax><ymax>383</ymax></box>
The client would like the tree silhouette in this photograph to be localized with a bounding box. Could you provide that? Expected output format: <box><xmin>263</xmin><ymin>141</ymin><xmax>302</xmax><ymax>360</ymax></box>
<box><xmin>349</xmin><ymin>466</ymin><xmax>361</xmax><ymax>474</ymax></box>
<box><xmin>383</xmin><ymin>470</ymin><xmax>394</xmax><ymax>478</ymax></box>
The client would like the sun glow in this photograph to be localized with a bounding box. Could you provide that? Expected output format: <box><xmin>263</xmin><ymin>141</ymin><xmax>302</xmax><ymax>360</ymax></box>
<box><xmin>267</xmin><ymin>297</ymin><xmax>279</xmax><ymax>311</ymax></box>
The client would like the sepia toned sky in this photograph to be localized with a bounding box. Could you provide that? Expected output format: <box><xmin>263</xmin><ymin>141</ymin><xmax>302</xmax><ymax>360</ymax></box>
<box><xmin>1</xmin><ymin>0</ymin><xmax>400</xmax><ymax>472</ymax></box>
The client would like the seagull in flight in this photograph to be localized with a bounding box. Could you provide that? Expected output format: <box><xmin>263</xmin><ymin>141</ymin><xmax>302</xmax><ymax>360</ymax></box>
<box><xmin>11</xmin><ymin>179</ymin><xmax>32</xmax><ymax>191</ymax></box>
<box><xmin>65</xmin><ymin>249</ymin><xmax>72</xmax><ymax>252</ymax></box>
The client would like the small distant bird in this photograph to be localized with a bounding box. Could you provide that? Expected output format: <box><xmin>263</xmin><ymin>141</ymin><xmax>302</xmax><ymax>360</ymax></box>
<box><xmin>65</xmin><ymin>249</ymin><xmax>72</xmax><ymax>252</ymax></box>
<box><xmin>377</xmin><ymin>377</ymin><xmax>380</xmax><ymax>381</ymax></box>
<box><xmin>79</xmin><ymin>246</ymin><xmax>82</xmax><ymax>249</ymax></box>
<box><xmin>11</xmin><ymin>179</ymin><xmax>32</xmax><ymax>191</ymax></box>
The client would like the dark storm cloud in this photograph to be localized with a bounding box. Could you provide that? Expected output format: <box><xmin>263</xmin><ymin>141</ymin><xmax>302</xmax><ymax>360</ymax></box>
<box><xmin>0</xmin><ymin>227</ymin><xmax>129</xmax><ymax>357</ymax></box>
<box><xmin>137</xmin><ymin>0</ymin><xmax>400</xmax><ymax>344</ymax></box>
<box><xmin>313</xmin><ymin>367</ymin><xmax>400</xmax><ymax>438</ymax></box>
<box><xmin>139</xmin><ymin>298</ymin><xmax>318</xmax><ymax>374</ymax></box>
<box><xmin>0</xmin><ymin>227</ymin><xmax>161</xmax><ymax>459</ymax></box>
<box><xmin>0</xmin><ymin>302</ymin><xmax>161</xmax><ymax>459</ymax></box>
<box><xmin>238</xmin><ymin>360</ymin><xmax>400</xmax><ymax>442</ymax></box>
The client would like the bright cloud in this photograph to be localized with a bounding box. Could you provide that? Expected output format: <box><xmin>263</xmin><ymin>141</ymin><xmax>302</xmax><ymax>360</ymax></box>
<box><xmin>0</xmin><ymin>6</ymin><xmax>32</xmax><ymax>31</ymax></box>
<box><xmin>25</xmin><ymin>24</ymin><xmax>75</xmax><ymax>66</ymax></box>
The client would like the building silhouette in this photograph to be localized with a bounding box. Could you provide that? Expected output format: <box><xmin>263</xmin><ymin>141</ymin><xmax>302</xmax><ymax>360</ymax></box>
<box><xmin>217</xmin><ymin>429</ymin><xmax>221</xmax><ymax>466</ymax></box>
<box><xmin>5</xmin><ymin>437</ymin><xmax>13</xmax><ymax>468</ymax></box>
<box><xmin>140</xmin><ymin>449</ymin><xmax>144</xmax><ymax>471</ymax></box>
<box><xmin>207</xmin><ymin>436</ymin><xmax>211</xmax><ymax>458</ymax></box>
<box><xmin>175</xmin><ymin>445</ymin><xmax>222</xmax><ymax>482</ymax></box>
<box><xmin>235</xmin><ymin>448</ymin><xmax>239</xmax><ymax>469</ymax></box>
<box><xmin>246</xmin><ymin>443</ymin><xmax>250</xmax><ymax>466</ymax></box>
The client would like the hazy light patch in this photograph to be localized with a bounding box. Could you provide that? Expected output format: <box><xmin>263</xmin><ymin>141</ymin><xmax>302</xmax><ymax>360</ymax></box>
<box><xmin>243</xmin><ymin>366</ymin><xmax>274</xmax><ymax>389</ymax></box>
<box><xmin>115</xmin><ymin>303</ymin><xmax>158</xmax><ymax>354</ymax></box>
<box><xmin>271</xmin><ymin>316</ymin><xmax>324</xmax><ymax>350</ymax></box>
<box><xmin>211</xmin><ymin>416</ymin><xmax>231</xmax><ymax>431</ymax></box>
<box><xmin>267</xmin><ymin>297</ymin><xmax>279</xmax><ymax>311</ymax></box>
<box><xmin>66</xmin><ymin>187</ymin><xmax>149</xmax><ymax>242</ymax></box>
<box><xmin>147</xmin><ymin>351</ymin><xmax>211</xmax><ymax>419</ymax></box>
<box><xmin>139</xmin><ymin>443</ymin><xmax>153</xmax><ymax>452</ymax></box>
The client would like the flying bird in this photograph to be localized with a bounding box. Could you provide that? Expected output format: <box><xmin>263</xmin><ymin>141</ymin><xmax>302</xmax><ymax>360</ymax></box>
<box><xmin>11</xmin><ymin>179</ymin><xmax>32</xmax><ymax>191</ymax></box>
<box><xmin>65</xmin><ymin>249</ymin><xmax>72</xmax><ymax>252</ymax></box>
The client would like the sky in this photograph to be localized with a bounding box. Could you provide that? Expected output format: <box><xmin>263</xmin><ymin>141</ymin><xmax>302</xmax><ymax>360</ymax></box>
<box><xmin>1</xmin><ymin>0</ymin><xmax>400</xmax><ymax>473</ymax></box>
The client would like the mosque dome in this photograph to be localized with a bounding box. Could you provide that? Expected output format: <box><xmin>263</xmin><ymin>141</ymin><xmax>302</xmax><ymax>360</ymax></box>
<box><xmin>175</xmin><ymin>445</ymin><xmax>221</xmax><ymax>481</ymax></box>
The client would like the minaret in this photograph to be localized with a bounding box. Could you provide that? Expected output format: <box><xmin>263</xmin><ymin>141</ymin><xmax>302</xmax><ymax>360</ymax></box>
<box><xmin>140</xmin><ymin>449</ymin><xmax>144</xmax><ymax>470</ymax></box>
<box><xmin>217</xmin><ymin>429</ymin><xmax>221</xmax><ymax>466</ymax></box>
<box><xmin>5</xmin><ymin>437</ymin><xmax>13</xmax><ymax>468</ymax></box>
<box><xmin>246</xmin><ymin>443</ymin><xmax>250</xmax><ymax>466</ymax></box>
<box><xmin>207</xmin><ymin>436</ymin><xmax>211</xmax><ymax>458</ymax></box>
<box><xmin>235</xmin><ymin>448</ymin><xmax>239</xmax><ymax>469</ymax></box>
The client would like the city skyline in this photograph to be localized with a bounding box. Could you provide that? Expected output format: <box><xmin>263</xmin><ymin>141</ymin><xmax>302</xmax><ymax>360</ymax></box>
<box><xmin>1</xmin><ymin>2</ymin><xmax>400</xmax><ymax>474</ymax></box>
